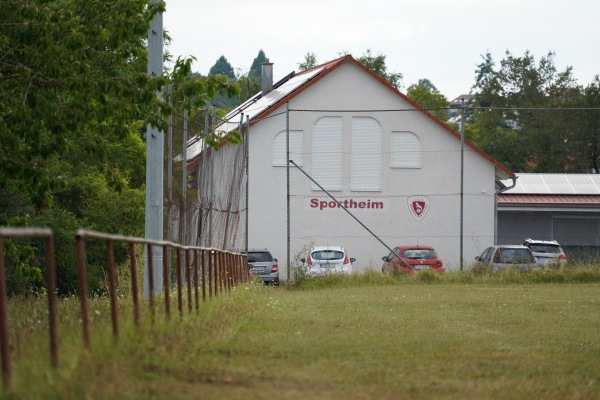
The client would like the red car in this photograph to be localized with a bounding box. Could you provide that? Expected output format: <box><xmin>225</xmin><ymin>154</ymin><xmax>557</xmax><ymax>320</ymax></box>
<box><xmin>381</xmin><ymin>246</ymin><xmax>444</xmax><ymax>274</ymax></box>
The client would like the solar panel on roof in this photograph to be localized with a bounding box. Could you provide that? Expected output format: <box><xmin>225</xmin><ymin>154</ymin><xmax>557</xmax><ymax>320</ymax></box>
<box><xmin>503</xmin><ymin>174</ymin><xmax>600</xmax><ymax>195</ymax></box>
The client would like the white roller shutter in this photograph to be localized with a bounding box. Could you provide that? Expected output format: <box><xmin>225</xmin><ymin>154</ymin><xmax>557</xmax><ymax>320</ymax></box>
<box><xmin>273</xmin><ymin>130</ymin><xmax>303</xmax><ymax>166</ymax></box>
<box><xmin>391</xmin><ymin>131</ymin><xmax>421</xmax><ymax>168</ymax></box>
<box><xmin>351</xmin><ymin>117</ymin><xmax>381</xmax><ymax>191</ymax></box>
<box><xmin>313</xmin><ymin>117</ymin><xmax>342</xmax><ymax>191</ymax></box>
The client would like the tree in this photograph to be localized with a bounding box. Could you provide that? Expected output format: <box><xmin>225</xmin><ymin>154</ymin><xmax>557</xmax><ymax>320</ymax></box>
<box><xmin>0</xmin><ymin>0</ymin><xmax>239</xmax><ymax>209</ymax></box>
<box><xmin>471</xmin><ymin>50</ymin><xmax>581</xmax><ymax>172</ymax></box>
<box><xmin>0</xmin><ymin>0</ymin><xmax>240</xmax><ymax>295</ymax></box>
<box><xmin>0</xmin><ymin>0</ymin><xmax>166</xmax><ymax>209</ymax></box>
<box><xmin>357</xmin><ymin>49</ymin><xmax>403</xmax><ymax>90</ymax></box>
<box><xmin>567</xmin><ymin>76</ymin><xmax>600</xmax><ymax>172</ymax></box>
<box><xmin>406</xmin><ymin>79</ymin><xmax>449</xmax><ymax>121</ymax></box>
<box><xmin>209</xmin><ymin>56</ymin><xmax>235</xmax><ymax>79</ymax></box>
<box><xmin>248</xmin><ymin>49</ymin><xmax>268</xmax><ymax>79</ymax></box>
<box><xmin>298</xmin><ymin>52</ymin><xmax>318</xmax><ymax>71</ymax></box>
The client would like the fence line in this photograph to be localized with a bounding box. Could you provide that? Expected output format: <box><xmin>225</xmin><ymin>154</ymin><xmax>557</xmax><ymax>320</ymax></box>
<box><xmin>0</xmin><ymin>227</ymin><xmax>250</xmax><ymax>391</ymax></box>
<box><xmin>0</xmin><ymin>228</ymin><xmax>58</xmax><ymax>391</ymax></box>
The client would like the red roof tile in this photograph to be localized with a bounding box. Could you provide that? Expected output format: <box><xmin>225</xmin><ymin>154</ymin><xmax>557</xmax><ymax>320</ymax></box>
<box><xmin>498</xmin><ymin>194</ymin><xmax>600</xmax><ymax>206</ymax></box>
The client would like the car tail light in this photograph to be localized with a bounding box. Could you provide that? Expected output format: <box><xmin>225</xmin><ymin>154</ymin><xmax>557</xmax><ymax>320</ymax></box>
<box><xmin>344</xmin><ymin>255</ymin><xmax>350</xmax><ymax>264</ymax></box>
<box><xmin>306</xmin><ymin>257</ymin><xmax>312</xmax><ymax>266</ymax></box>
<box><xmin>558</xmin><ymin>253</ymin><xmax>567</xmax><ymax>260</ymax></box>
<box><xmin>272</xmin><ymin>263</ymin><xmax>279</xmax><ymax>273</ymax></box>
<box><xmin>493</xmin><ymin>250</ymin><xmax>500</xmax><ymax>263</ymax></box>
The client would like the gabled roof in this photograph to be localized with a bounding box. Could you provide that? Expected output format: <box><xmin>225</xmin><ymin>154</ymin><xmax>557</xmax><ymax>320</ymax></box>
<box><xmin>190</xmin><ymin>55</ymin><xmax>515</xmax><ymax>180</ymax></box>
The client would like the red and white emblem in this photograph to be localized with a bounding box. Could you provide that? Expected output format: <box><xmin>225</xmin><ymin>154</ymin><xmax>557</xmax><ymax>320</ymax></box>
<box><xmin>407</xmin><ymin>196</ymin><xmax>430</xmax><ymax>222</ymax></box>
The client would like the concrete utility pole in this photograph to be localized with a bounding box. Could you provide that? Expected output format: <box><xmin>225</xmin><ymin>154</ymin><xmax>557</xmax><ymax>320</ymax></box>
<box><xmin>144</xmin><ymin>2</ymin><xmax>164</xmax><ymax>297</ymax></box>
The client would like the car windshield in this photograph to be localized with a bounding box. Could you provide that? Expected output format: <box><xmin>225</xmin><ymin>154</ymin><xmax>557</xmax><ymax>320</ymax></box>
<box><xmin>498</xmin><ymin>248</ymin><xmax>532</xmax><ymax>263</ymax></box>
<box><xmin>528</xmin><ymin>244</ymin><xmax>561</xmax><ymax>253</ymax></box>
<box><xmin>247</xmin><ymin>252</ymin><xmax>272</xmax><ymax>263</ymax></box>
<box><xmin>311</xmin><ymin>250</ymin><xmax>345</xmax><ymax>261</ymax></box>
<box><xmin>402</xmin><ymin>249</ymin><xmax>436</xmax><ymax>259</ymax></box>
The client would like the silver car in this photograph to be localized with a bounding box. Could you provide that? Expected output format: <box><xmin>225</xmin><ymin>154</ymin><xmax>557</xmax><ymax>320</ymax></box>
<box><xmin>475</xmin><ymin>245</ymin><xmax>537</xmax><ymax>272</ymax></box>
<box><xmin>522</xmin><ymin>239</ymin><xmax>568</xmax><ymax>267</ymax></box>
<box><xmin>247</xmin><ymin>248</ymin><xmax>279</xmax><ymax>285</ymax></box>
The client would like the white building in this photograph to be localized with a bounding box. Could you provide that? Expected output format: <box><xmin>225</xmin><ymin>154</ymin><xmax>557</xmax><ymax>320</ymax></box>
<box><xmin>189</xmin><ymin>55</ymin><xmax>516</xmax><ymax>277</ymax></box>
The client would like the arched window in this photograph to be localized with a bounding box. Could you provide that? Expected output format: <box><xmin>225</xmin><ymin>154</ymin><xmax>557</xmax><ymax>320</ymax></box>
<box><xmin>313</xmin><ymin>117</ymin><xmax>342</xmax><ymax>191</ymax></box>
<box><xmin>273</xmin><ymin>130</ymin><xmax>303</xmax><ymax>166</ymax></box>
<box><xmin>391</xmin><ymin>131</ymin><xmax>421</xmax><ymax>168</ymax></box>
<box><xmin>351</xmin><ymin>117</ymin><xmax>381</xmax><ymax>191</ymax></box>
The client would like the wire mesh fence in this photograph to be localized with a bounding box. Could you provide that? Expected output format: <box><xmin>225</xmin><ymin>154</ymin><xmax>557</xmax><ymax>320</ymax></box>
<box><xmin>283</xmin><ymin>107</ymin><xmax>600</xmax><ymax>274</ymax></box>
<box><xmin>171</xmin><ymin>105</ymin><xmax>600</xmax><ymax>277</ymax></box>
<box><xmin>166</xmin><ymin>107</ymin><xmax>248</xmax><ymax>253</ymax></box>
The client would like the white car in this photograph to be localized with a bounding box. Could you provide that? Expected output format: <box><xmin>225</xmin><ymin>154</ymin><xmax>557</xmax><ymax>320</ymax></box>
<box><xmin>522</xmin><ymin>239</ymin><xmax>568</xmax><ymax>267</ymax></box>
<box><xmin>300</xmin><ymin>246</ymin><xmax>355</xmax><ymax>277</ymax></box>
<box><xmin>475</xmin><ymin>245</ymin><xmax>537</xmax><ymax>272</ymax></box>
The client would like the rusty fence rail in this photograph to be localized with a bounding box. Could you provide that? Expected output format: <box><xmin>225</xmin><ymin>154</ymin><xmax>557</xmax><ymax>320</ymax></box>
<box><xmin>0</xmin><ymin>227</ymin><xmax>250</xmax><ymax>391</ymax></box>
<box><xmin>0</xmin><ymin>228</ymin><xmax>58</xmax><ymax>391</ymax></box>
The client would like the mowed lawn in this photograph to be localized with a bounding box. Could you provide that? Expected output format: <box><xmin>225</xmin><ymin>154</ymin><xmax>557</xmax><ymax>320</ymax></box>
<box><xmin>6</xmin><ymin>277</ymin><xmax>600</xmax><ymax>399</ymax></box>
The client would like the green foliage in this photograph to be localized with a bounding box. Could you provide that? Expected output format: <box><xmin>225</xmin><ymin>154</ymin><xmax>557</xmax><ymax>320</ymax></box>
<box><xmin>287</xmin><ymin>265</ymin><xmax>600</xmax><ymax>289</ymax></box>
<box><xmin>32</xmin><ymin>208</ymin><xmax>82</xmax><ymax>295</ymax></box>
<box><xmin>209</xmin><ymin>55</ymin><xmax>235</xmax><ymax>79</ymax></box>
<box><xmin>567</xmin><ymin>76</ymin><xmax>600</xmax><ymax>172</ymax></box>
<box><xmin>0</xmin><ymin>194</ymin><xmax>41</xmax><ymax>293</ymax></box>
<box><xmin>469</xmin><ymin>50</ymin><xmax>597</xmax><ymax>172</ymax></box>
<box><xmin>169</xmin><ymin>56</ymin><xmax>240</xmax><ymax>116</ymax></box>
<box><xmin>406</xmin><ymin>79</ymin><xmax>450</xmax><ymax>121</ymax></box>
<box><xmin>357</xmin><ymin>49</ymin><xmax>403</xmax><ymax>90</ymax></box>
<box><xmin>298</xmin><ymin>52</ymin><xmax>318</xmax><ymax>71</ymax></box>
<box><xmin>0</xmin><ymin>0</ymin><xmax>167</xmax><ymax>209</ymax></box>
<box><xmin>248</xmin><ymin>49</ymin><xmax>267</xmax><ymax>79</ymax></box>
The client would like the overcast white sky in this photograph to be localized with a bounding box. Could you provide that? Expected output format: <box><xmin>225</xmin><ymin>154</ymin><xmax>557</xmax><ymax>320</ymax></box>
<box><xmin>163</xmin><ymin>0</ymin><xmax>599</xmax><ymax>99</ymax></box>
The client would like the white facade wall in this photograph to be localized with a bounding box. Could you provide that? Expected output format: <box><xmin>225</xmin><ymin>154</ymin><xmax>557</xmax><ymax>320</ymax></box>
<box><xmin>247</xmin><ymin>63</ymin><xmax>498</xmax><ymax>277</ymax></box>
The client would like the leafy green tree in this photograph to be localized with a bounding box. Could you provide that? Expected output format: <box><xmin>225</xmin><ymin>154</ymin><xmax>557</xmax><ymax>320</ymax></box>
<box><xmin>0</xmin><ymin>0</ymin><xmax>166</xmax><ymax>209</ymax></box>
<box><xmin>0</xmin><ymin>0</ymin><xmax>239</xmax><ymax>210</ymax></box>
<box><xmin>406</xmin><ymin>79</ymin><xmax>449</xmax><ymax>121</ymax></box>
<box><xmin>208</xmin><ymin>56</ymin><xmax>239</xmax><ymax>110</ymax></box>
<box><xmin>566</xmin><ymin>76</ymin><xmax>600</xmax><ymax>172</ymax></box>
<box><xmin>471</xmin><ymin>50</ymin><xmax>580</xmax><ymax>172</ymax></box>
<box><xmin>248</xmin><ymin>49</ymin><xmax>268</xmax><ymax>79</ymax></box>
<box><xmin>299</xmin><ymin>52</ymin><xmax>318</xmax><ymax>71</ymax></box>
<box><xmin>0</xmin><ymin>0</ymin><xmax>241</xmax><ymax>295</ymax></box>
<box><xmin>357</xmin><ymin>49</ymin><xmax>403</xmax><ymax>90</ymax></box>
<box><xmin>209</xmin><ymin>56</ymin><xmax>235</xmax><ymax>79</ymax></box>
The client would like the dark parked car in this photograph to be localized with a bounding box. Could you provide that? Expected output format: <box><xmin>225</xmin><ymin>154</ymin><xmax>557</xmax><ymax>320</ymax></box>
<box><xmin>247</xmin><ymin>248</ymin><xmax>279</xmax><ymax>285</ymax></box>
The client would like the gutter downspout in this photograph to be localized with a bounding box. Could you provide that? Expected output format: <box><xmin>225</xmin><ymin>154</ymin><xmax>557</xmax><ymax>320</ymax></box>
<box><xmin>495</xmin><ymin>177</ymin><xmax>517</xmax><ymax>244</ymax></box>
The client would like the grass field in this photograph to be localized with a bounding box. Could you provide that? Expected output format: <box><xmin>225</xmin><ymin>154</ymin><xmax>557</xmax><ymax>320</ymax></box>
<box><xmin>3</xmin><ymin>268</ymin><xmax>600</xmax><ymax>399</ymax></box>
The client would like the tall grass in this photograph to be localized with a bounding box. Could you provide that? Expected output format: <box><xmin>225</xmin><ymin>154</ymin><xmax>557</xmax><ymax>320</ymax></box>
<box><xmin>2</xmin><ymin>265</ymin><xmax>600</xmax><ymax>399</ymax></box>
<box><xmin>288</xmin><ymin>263</ymin><xmax>600</xmax><ymax>289</ymax></box>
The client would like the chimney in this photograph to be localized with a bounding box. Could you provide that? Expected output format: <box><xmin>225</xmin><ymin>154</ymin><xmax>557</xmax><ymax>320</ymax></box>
<box><xmin>261</xmin><ymin>58</ymin><xmax>273</xmax><ymax>95</ymax></box>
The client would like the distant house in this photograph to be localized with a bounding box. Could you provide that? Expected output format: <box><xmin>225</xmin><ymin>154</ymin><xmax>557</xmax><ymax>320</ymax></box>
<box><xmin>498</xmin><ymin>173</ymin><xmax>600</xmax><ymax>261</ymax></box>
<box><xmin>187</xmin><ymin>55</ymin><xmax>516</xmax><ymax>276</ymax></box>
